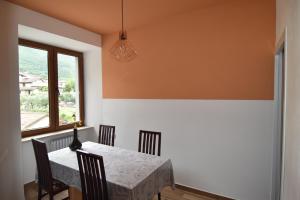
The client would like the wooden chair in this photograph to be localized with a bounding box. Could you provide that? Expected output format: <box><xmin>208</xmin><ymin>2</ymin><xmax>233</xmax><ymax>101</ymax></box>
<box><xmin>76</xmin><ymin>150</ymin><xmax>109</xmax><ymax>200</ymax></box>
<box><xmin>32</xmin><ymin>139</ymin><xmax>69</xmax><ymax>200</ymax></box>
<box><xmin>138</xmin><ymin>130</ymin><xmax>162</xmax><ymax>199</ymax></box>
<box><xmin>99</xmin><ymin>125</ymin><xmax>115</xmax><ymax>146</ymax></box>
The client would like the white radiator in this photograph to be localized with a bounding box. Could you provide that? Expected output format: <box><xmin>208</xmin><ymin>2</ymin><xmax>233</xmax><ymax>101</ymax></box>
<box><xmin>49</xmin><ymin>135</ymin><xmax>73</xmax><ymax>152</ymax></box>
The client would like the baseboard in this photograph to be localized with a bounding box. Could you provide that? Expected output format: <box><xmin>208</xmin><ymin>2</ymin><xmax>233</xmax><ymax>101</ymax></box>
<box><xmin>25</xmin><ymin>181</ymin><xmax>234</xmax><ymax>200</ymax></box>
<box><xmin>175</xmin><ymin>184</ymin><xmax>234</xmax><ymax>200</ymax></box>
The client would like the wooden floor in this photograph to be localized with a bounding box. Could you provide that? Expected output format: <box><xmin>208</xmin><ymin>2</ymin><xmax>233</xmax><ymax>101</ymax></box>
<box><xmin>24</xmin><ymin>182</ymin><xmax>218</xmax><ymax>200</ymax></box>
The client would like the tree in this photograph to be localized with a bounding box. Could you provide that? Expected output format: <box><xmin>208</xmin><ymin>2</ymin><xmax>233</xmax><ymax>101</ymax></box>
<box><xmin>64</xmin><ymin>79</ymin><xmax>75</xmax><ymax>92</ymax></box>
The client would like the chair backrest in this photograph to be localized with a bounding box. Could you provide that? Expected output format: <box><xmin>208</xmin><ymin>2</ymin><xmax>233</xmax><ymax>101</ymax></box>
<box><xmin>76</xmin><ymin>150</ymin><xmax>108</xmax><ymax>200</ymax></box>
<box><xmin>32</xmin><ymin>139</ymin><xmax>53</xmax><ymax>192</ymax></box>
<box><xmin>138</xmin><ymin>130</ymin><xmax>161</xmax><ymax>156</ymax></box>
<box><xmin>99</xmin><ymin>125</ymin><xmax>115</xmax><ymax>146</ymax></box>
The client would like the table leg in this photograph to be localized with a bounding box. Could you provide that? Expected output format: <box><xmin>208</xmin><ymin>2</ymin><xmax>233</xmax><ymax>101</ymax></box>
<box><xmin>69</xmin><ymin>187</ymin><xmax>82</xmax><ymax>200</ymax></box>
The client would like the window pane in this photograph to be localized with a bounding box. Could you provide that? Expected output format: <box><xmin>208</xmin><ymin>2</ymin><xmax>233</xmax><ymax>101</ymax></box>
<box><xmin>57</xmin><ymin>53</ymin><xmax>80</xmax><ymax>125</ymax></box>
<box><xmin>19</xmin><ymin>46</ymin><xmax>50</xmax><ymax>131</ymax></box>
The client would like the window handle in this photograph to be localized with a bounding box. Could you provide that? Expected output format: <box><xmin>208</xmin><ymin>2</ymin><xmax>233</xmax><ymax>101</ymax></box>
<box><xmin>56</xmin><ymin>87</ymin><xmax>60</xmax><ymax>96</ymax></box>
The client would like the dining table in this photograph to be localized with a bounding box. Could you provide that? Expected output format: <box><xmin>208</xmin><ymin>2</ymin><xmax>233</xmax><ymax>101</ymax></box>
<box><xmin>48</xmin><ymin>141</ymin><xmax>175</xmax><ymax>200</ymax></box>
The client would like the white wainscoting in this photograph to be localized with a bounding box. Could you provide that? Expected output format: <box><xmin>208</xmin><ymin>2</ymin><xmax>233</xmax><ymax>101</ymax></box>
<box><xmin>102</xmin><ymin>99</ymin><xmax>274</xmax><ymax>200</ymax></box>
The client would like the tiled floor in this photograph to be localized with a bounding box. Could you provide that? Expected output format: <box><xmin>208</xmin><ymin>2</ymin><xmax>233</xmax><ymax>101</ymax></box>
<box><xmin>24</xmin><ymin>182</ymin><xmax>218</xmax><ymax>200</ymax></box>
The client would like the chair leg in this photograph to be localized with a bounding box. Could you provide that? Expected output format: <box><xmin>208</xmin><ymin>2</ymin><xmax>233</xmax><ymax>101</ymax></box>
<box><xmin>158</xmin><ymin>192</ymin><xmax>161</xmax><ymax>200</ymax></box>
<box><xmin>38</xmin><ymin>185</ymin><xmax>42</xmax><ymax>200</ymax></box>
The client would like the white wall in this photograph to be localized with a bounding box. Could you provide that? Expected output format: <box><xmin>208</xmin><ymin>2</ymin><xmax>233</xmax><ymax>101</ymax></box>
<box><xmin>84</xmin><ymin>48</ymin><xmax>103</xmax><ymax>140</ymax></box>
<box><xmin>276</xmin><ymin>0</ymin><xmax>288</xmax><ymax>42</ymax></box>
<box><xmin>276</xmin><ymin>0</ymin><xmax>300</xmax><ymax>199</ymax></box>
<box><xmin>0</xmin><ymin>0</ymin><xmax>103</xmax><ymax>191</ymax></box>
<box><xmin>102</xmin><ymin>99</ymin><xmax>274</xmax><ymax>200</ymax></box>
<box><xmin>0</xmin><ymin>2</ymin><xmax>24</xmax><ymax>199</ymax></box>
<box><xmin>14</xmin><ymin>5</ymin><xmax>101</xmax><ymax>47</ymax></box>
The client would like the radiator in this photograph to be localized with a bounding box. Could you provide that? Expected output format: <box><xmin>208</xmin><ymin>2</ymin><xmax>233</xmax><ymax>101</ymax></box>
<box><xmin>49</xmin><ymin>135</ymin><xmax>73</xmax><ymax>152</ymax></box>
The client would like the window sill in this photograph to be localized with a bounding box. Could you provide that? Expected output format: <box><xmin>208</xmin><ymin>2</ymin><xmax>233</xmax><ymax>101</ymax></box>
<box><xmin>21</xmin><ymin>126</ymin><xmax>93</xmax><ymax>143</ymax></box>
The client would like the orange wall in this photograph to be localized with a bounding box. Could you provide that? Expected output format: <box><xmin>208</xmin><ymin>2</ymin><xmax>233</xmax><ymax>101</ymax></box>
<box><xmin>102</xmin><ymin>0</ymin><xmax>275</xmax><ymax>100</ymax></box>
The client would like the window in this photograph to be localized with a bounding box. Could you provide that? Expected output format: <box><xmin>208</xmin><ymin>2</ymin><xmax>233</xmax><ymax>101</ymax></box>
<box><xmin>19</xmin><ymin>39</ymin><xmax>84</xmax><ymax>137</ymax></box>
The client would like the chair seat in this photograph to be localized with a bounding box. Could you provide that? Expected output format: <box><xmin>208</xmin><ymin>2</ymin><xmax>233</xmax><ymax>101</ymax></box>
<box><xmin>40</xmin><ymin>179</ymin><xmax>69</xmax><ymax>199</ymax></box>
<box><xmin>52</xmin><ymin>179</ymin><xmax>69</xmax><ymax>195</ymax></box>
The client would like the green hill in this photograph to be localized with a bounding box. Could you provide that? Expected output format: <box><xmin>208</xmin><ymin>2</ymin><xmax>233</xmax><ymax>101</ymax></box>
<box><xmin>19</xmin><ymin>45</ymin><xmax>76</xmax><ymax>80</ymax></box>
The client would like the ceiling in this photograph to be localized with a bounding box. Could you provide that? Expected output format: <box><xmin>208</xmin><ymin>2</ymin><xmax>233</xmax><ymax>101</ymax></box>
<box><xmin>7</xmin><ymin>0</ymin><xmax>219</xmax><ymax>34</ymax></box>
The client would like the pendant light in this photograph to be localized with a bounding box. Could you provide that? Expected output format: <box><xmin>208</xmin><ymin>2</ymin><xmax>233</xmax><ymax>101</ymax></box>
<box><xmin>110</xmin><ymin>0</ymin><xmax>137</xmax><ymax>62</ymax></box>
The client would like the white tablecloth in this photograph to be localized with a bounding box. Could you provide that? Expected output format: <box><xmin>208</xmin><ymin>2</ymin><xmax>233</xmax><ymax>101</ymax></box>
<box><xmin>48</xmin><ymin>141</ymin><xmax>174</xmax><ymax>200</ymax></box>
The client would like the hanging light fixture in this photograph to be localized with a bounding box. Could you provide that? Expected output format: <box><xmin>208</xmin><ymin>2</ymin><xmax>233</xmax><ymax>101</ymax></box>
<box><xmin>110</xmin><ymin>0</ymin><xmax>137</xmax><ymax>62</ymax></box>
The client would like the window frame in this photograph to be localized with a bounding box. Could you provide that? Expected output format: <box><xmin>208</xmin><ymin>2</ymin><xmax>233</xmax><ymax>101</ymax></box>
<box><xmin>19</xmin><ymin>39</ymin><xmax>85</xmax><ymax>138</ymax></box>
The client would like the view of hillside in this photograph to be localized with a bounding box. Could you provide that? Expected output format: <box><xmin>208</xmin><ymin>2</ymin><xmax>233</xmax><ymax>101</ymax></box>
<box><xmin>19</xmin><ymin>45</ymin><xmax>76</xmax><ymax>80</ymax></box>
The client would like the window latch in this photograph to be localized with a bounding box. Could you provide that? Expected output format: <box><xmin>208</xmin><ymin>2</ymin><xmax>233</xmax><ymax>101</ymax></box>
<box><xmin>56</xmin><ymin>87</ymin><xmax>60</xmax><ymax>96</ymax></box>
